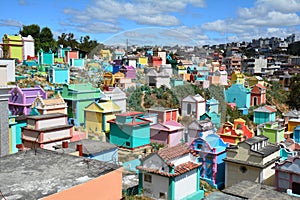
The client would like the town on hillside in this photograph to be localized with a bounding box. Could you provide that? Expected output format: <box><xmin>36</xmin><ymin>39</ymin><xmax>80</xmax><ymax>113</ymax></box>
<box><xmin>1</xmin><ymin>29</ymin><xmax>300</xmax><ymax>200</ymax></box>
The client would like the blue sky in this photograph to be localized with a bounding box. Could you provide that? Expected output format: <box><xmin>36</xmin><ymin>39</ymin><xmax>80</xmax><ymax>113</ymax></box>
<box><xmin>1</xmin><ymin>0</ymin><xmax>300</xmax><ymax>46</ymax></box>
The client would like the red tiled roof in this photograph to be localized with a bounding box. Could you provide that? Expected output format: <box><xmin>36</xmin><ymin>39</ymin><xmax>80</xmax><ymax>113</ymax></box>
<box><xmin>136</xmin><ymin>161</ymin><xmax>200</xmax><ymax>177</ymax></box>
<box><xmin>158</xmin><ymin>144</ymin><xmax>190</xmax><ymax>162</ymax></box>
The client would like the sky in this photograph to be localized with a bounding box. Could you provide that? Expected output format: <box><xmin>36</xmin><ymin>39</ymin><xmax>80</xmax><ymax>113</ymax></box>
<box><xmin>1</xmin><ymin>0</ymin><xmax>300</xmax><ymax>46</ymax></box>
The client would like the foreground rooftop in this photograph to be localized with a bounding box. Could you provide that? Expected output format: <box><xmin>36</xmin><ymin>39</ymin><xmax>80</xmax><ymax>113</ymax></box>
<box><xmin>0</xmin><ymin>149</ymin><xmax>120</xmax><ymax>200</ymax></box>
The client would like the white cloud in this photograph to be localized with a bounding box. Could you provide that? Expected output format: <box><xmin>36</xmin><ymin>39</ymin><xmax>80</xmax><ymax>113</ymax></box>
<box><xmin>0</xmin><ymin>19</ymin><xmax>23</xmax><ymax>28</ymax></box>
<box><xmin>63</xmin><ymin>0</ymin><xmax>206</xmax><ymax>34</ymax></box>
<box><xmin>202</xmin><ymin>0</ymin><xmax>300</xmax><ymax>43</ymax></box>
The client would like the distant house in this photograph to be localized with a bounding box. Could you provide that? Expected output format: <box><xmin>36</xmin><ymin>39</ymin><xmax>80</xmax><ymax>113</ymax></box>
<box><xmin>253</xmin><ymin>105</ymin><xmax>277</xmax><ymax>125</ymax></box>
<box><xmin>186</xmin><ymin>119</ymin><xmax>215</xmax><ymax>144</ymax></box>
<box><xmin>150</xmin><ymin>120</ymin><xmax>184</xmax><ymax>147</ymax></box>
<box><xmin>250</xmin><ymin>84</ymin><xmax>266</xmax><ymax>106</ymax></box>
<box><xmin>61</xmin><ymin>83</ymin><xmax>102</xmax><ymax>125</ymax></box>
<box><xmin>218</xmin><ymin>118</ymin><xmax>254</xmax><ymax>145</ymax></box>
<box><xmin>224</xmin><ymin>135</ymin><xmax>280</xmax><ymax>187</ymax></box>
<box><xmin>146</xmin><ymin>107</ymin><xmax>178</xmax><ymax>123</ymax></box>
<box><xmin>115</xmin><ymin>77</ymin><xmax>136</xmax><ymax>90</ymax></box>
<box><xmin>181</xmin><ymin>94</ymin><xmax>206</xmax><ymax>120</ymax></box>
<box><xmin>230</xmin><ymin>71</ymin><xmax>245</xmax><ymax>85</ymax></box>
<box><xmin>0</xmin><ymin>149</ymin><xmax>122</xmax><ymax>200</ymax></box>
<box><xmin>108</xmin><ymin>112</ymin><xmax>151</xmax><ymax>149</ymax></box>
<box><xmin>22</xmin><ymin>113</ymin><xmax>73</xmax><ymax>150</ymax></box>
<box><xmin>200</xmin><ymin>112</ymin><xmax>221</xmax><ymax>129</ymax></box>
<box><xmin>31</xmin><ymin>92</ymin><xmax>67</xmax><ymax>115</ymax></box>
<box><xmin>8</xmin><ymin>85</ymin><xmax>47</xmax><ymax>115</ymax></box>
<box><xmin>274</xmin><ymin>157</ymin><xmax>300</xmax><ymax>196</ymax></box>
<box><xmin>84</xmin><ymin>100</ymin><xmax>121</xmax><ymax>134</ymax></box>
<box><xmin>136</xmin><ymin>144</ymin><xmax>204</xmax><ymax>200</ymax></box>
<box><xmin>257</xmin><ymin>121</ymin><xmax>285</xmax><ymax>144</ymax></box>
<box><xmin>190</xmin><ymin>134</ymin><xmax>229</xmax><ymax>189</ymax></box>
<box><xmin>224</xmin><ymin>84</ymin><xmax>251</xmax><ymax>108</ymax></box>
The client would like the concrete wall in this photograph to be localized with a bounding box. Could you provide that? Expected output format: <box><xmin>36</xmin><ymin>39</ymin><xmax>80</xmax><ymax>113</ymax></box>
<box><xmin>0</xmin><ymin>99</ymin><xmax>9</xmax><ymax>156</ymax></box>
<box><xmin>225</xmin><ymin>162</ymin><xmax>261</xmax><ymax>187</ymax></box>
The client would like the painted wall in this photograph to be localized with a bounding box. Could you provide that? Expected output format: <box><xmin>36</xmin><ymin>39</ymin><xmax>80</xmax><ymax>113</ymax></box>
<box><xmin>174</xmin><ymin>169</ymin><xmax>197</xmax><ymax>200</ymax></box>
<box><xmin>225</xmin><ymin>162</ymin><xmax>261</xmax><ymax>187</ymax></box>
<box><xmin>37</xmin><ymin>117</ymin><xmax>67</xmax><ymax>129</ymax></box>
<box><xmin>225</xmin><ymin>84</ymin><xmax>251</xmax><ymax>108</ymax></box>
<box><xmin>44</xmin><ymin>168</ymin><xmax>123</xmax><ymax>200</ymax></box>
<box><xmin>254</xmin><ymin>112</ymin><xmax>276</xmax><ymax>125</ymax></box>
<box><xmin>0</xmin><ymin>59</ymin><xmax>15</xmax><ymax>83</ymax></box>
<box><xmin>143</xmin><ymin>173</ymin><xmax>169</xmax><ymax>199</ymax></box>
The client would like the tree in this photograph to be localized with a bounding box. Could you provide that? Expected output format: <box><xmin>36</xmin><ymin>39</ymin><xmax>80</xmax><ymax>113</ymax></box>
<box><xmin>57</xmin><ymin>32</ymin><xmax>78</xmax><ymax>49</ymax></box>
<box><xmin>39</xmin><ymin>27</ymin><xmax>56</xmax><ymax>52</ymax></box>
<box><xmin>78</xmin><ymin>35</ymin><xmax>98</xmax><ymax>54</ymax></box>
<box><xmin>19</xmin><ymin>24</ymin><xmax>41</xmax><ymax>54</ymax></box>
<box><xmin>287</xmin><ymin>74</ymin><xmax>300</xmax><ymax>110</ymax></box>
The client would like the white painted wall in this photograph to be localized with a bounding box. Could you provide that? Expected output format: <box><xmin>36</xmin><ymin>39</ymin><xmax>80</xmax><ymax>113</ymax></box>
<box><xmin>37</xmin><ymin>117</ymin><xmax>66</xmax><ymax>129</ymax></box>
<box><xmin>143</xmin><ymin>154</ymin><xmax>170</xmax><ymax>173</ymax></box>
<box><xmin>22</xmin><ymin>35</ymin><xmax>35</xmax><ymax>59</ymax></box>
<box><xmin>170</xmin><ymin>154</ymin><xmax>191</xmax><ymax>166</ymax></box>
<box><xmin>0</xmin><ymin>59</ymin><xmax>15</xmax><ymax>83</ymax></box>
<box><xmin>41</xmin><ymin>129</ymin><xmax>71</xmax><ymax>143</ymax></box>
<box><xmin>174</xmin><ymin>169</ymin><xmax>197</xmax><ymax>200</ymax></box>
<box><xmin>143</xmin><ymin>173</ymin><xmax>169</xmax><ymax>199</ymax></box>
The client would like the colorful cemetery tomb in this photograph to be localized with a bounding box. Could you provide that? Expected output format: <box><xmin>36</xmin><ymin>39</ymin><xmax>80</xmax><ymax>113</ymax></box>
<box><xmin>2</xmin><ymin>34</ymin><xmax>23</xmax><ymax>61</ymax></box>
<box><xmin>224</xmin><ymin>83</ymin><xmax>251</xmax><ymax>109</ymax></box>
<box><xmin>146</xmin><ymin>68</ymin><xmax>171</xmax><ymax>88</ymax></box>
<box><xmin>99</xmin><ymin>87</ymin><xmax>127</xmax><ymax>113</ymax></box>
<box><xmin>84</xmin><ymin>100</ymin><xmax>121</xmax><ymax>134</ymax></box>
<box><xmin>31</xmin><ymin>92</ymin><xmax>67</xmax><ymax>115</ymax></box>
<box><xmin>61</xmin><ymin>83</ymin><xmax>102</xmax><ymax>125</ymax></box>
<box><xmin>217</xmin><ymin>118</ymin><xmax>254</xmax><ymax>145</ymax></box>
<box><xmin>224</xmin><ymin>135</ymin><xmax>280</xmax><ymax>187</ymax></box>
<box><xmin>22</xmin><ymin>113</ymin><xmax>73</xmax><ymax>150</ymax></box>
<box><xmin>181</xmin><ymin>94</ymin><xmax>206</xmax><ymax>120</ymax></box>
<box><xmin>22</xmin><ymin>35</ymin><xmax>34</xmax><ymax>60</ymax></box>
<box><xmin>146</xmin><ymin>107</ymin><xmax>178</xmax><ymax>123</ymax></box>
<box><xmin>190</xmin><ymin>134</ymin><xmax>229</xmax><ymax>189</ymax></box>
<box><xmin>294</xmin><ymin>125</ymin><xmax>300</xmax><ymax>143</ymax></box>
<box><xmin>8</xmin><ymin>85</ymin><xmax>47</xmax><ymax>115</ymax></box>
<box><xmin>169</xmin><ymin>78</ymin><xmax>184</xmax><ymax>87</ymax></box>
<box><xmin>108</xmin><ymin>112</ymin><xmax>151</xmax><ymax>149</ymax></box>
<box><xmin>250</xmin><ymin>84</ymin><xmax>266</xmax><ymax>106</ymax></box>
<box><xmin>253</xmin><ymin>105</ymin><xmax>277</xmax><ymax>125</ymax></box>
<box><xmin>48</xmin><ymin>66</ymin><xmax>70</xmax><ymax>84</ymax></box>
<box><xmin>150</xmin><ymin>120</ymin><xmax>184</xmax><ymax>147</ymax></box>
<box><xmin>257</xmin><ymin>121</ymin><xmax>285</xmax><ymax>144</ymax></box>
<box><xmin>0</xmin><ymin>59</ymin><xmax>15</xmax><ymax>84</ymax></box>
<box><xmin>8</xmin><ymin>113</ymin><xmax>17</xmax><ymax>154</ymax></box>
<box><xmin>38</xmin><ymin>49</ymin><xmax>54</xmax><ymax>65</ymax></box>
<box><xmin>186</xmin><ymin>119</ymin><xmax>215</xmax><ymax>144</ymax></box>
<box><xmin>274</xmin><ymin>157</ymin><xmax>300</xmax><ymax>196</ymax></box>
<box><xmin>119</xmin><ymin>65</ymin><xmax>136</xmax><ymax>79</ymax></box>
<box><xmin>136</xmin><ymin>144</ymin><xmax>204</xmax><ymax>200</ymax></box>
